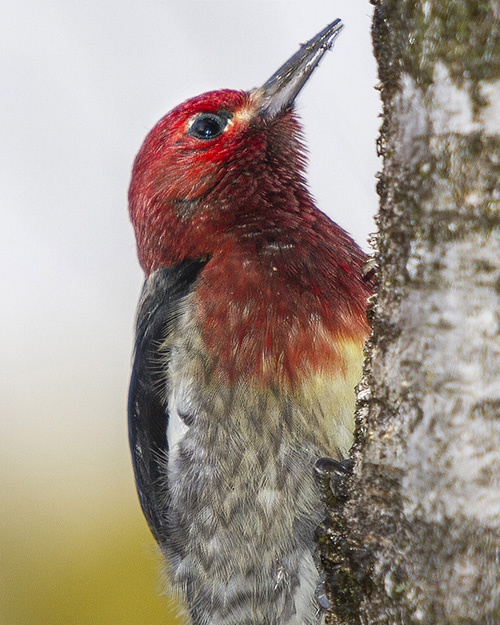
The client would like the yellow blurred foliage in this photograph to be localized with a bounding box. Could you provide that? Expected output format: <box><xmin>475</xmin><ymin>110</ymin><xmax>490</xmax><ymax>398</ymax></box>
<box><xmin>1</xmin><ymin>478</ymin><xmax>183</xmax><ymax>625</ymax></box>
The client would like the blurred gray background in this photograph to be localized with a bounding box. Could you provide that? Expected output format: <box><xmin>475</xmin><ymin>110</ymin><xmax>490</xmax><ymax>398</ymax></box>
<box><xmin>1</xmin><ymin>1</ymin><xmax>380</xmax><ymax>623</ymax></box>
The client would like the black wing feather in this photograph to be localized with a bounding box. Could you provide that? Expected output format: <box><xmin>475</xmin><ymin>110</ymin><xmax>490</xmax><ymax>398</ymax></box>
<box><xmin>128</xmin><ymin>259</ymin><xmax>207</xmax><ymax>542</ymax></box>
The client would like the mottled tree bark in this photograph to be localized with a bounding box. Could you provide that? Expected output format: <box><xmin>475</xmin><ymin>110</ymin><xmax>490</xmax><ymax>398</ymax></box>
<box><xmin>322</xmin><ymin>2</ymin><xmax>500</xmax><ymax>623</ymax></box>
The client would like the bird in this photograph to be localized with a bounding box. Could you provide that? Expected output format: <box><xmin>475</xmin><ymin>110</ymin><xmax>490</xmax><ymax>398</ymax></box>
<box><xmin>128</xmin><ymin>19</ymin><xmax>372</xmax><ymax>625</ymax></box>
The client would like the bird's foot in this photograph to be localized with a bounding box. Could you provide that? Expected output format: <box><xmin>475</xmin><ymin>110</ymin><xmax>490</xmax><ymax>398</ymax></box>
<box><xmin>314</xmin><ymin>456</ymin><xmax>353</xmax><ymax>506</ymax></box>
<box><xmin>315</xmin><ymin>570</ymin><xmax>331</xmax><ymax>610</ymax></box>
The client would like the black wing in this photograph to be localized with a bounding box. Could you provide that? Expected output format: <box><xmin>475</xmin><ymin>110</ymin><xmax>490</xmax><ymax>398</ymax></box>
<box><xmin>128</xmin><ymin>259</ymin><xmax>207</xmax><ymax>543</ymax></box>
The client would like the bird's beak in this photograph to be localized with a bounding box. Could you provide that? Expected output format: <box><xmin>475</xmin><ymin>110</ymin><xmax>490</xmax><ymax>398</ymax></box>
<box><xmin>255</xmin><ymin>19</ymin><xmax>344</xmax><ymax>120</ymax></box>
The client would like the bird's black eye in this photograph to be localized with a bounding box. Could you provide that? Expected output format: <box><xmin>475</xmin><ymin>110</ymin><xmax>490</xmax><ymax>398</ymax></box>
<box><xmin>188</xmin><ymin>112</ymin><xmax>230</xmax><ymax>141</ymax></box>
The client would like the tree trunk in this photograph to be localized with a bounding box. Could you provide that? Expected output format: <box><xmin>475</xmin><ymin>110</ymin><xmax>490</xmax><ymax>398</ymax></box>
<box><xmin>321</xmin><ymin>1</ymin><xmax>500</xmax><ymax>623</ymax></box>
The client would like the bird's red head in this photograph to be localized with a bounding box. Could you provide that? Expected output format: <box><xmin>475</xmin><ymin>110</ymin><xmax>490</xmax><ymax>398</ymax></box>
<box><xmin>129</xmin><ymin>20</ymin><xmax>345</xmax><ymax>274</ymax></box>
<box><xmin>129</xmin><ymin>88</ymin><xmax>309</xmax><ymax>273</ymax></box>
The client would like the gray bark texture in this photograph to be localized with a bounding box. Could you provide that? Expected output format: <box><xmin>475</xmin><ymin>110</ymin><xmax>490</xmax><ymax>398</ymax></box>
<box><xmin>320</xmin><ymin>2</ymin><xmax>500</xmax><ymax>623</ymax></box>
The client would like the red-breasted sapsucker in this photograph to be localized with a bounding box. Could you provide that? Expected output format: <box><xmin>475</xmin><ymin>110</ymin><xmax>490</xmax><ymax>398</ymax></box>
<box><xmin>128</xmin><ymin>19</ymin><xmax>372</xmax><ymax>625</ymax></box>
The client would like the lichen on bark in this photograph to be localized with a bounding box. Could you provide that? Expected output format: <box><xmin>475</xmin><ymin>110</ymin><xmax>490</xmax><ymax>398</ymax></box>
<box><xmin>323</xmin><ymin>1</ymin><xmax>500</xmax><ymax>623</ymax></box>
<box><xmin>373</xmin><ymin>0</ymin><xmax>500</xmax><ymax>112</ymax></box>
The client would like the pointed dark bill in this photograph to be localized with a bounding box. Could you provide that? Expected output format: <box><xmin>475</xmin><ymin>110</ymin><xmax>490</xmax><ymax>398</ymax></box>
<box><xmin>256</xmin><ymin>19</ymin><xmax>344</xmax><ymax>120</ymax></box>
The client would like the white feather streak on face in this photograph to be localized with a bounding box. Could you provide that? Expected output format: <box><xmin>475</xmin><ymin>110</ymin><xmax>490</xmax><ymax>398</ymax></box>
<box><xmin>233</xmin><ymin>100</ymin><xmax>257</xmax><ymax>125</ymax></box>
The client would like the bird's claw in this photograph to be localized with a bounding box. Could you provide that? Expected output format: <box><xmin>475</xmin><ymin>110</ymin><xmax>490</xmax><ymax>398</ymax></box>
<box><xmin>314</xmin><ymin>456</ymin><xmax>352</xmax><ymax>477</ymax></box>
<box><xmin>314</xmin><ymin>456</ymin><xmax>353</xmax><ymax>505</ymax></box>
<box><xmin>315</xmin><ymin>572</ymin><xmax>331</xmax><ymax>610</ymax></box>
